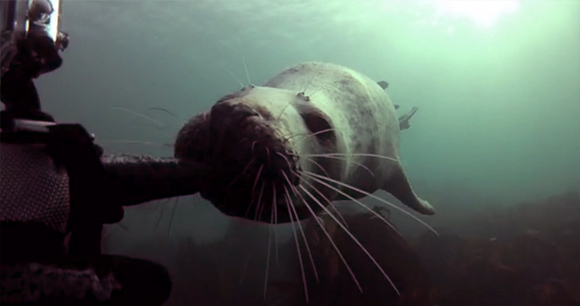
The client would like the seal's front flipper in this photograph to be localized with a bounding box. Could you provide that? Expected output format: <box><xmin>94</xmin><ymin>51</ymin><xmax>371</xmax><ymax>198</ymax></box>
<box><xmin>398</xmin><ymin>106</ymin><xmax>418</xmax><ymax>123</ymax></box>
<box><xmin>376</xmin><ymin>81</ymin><xmax>399</xmax><ymax>109</ymax></box>
<box><xmin>398</xmin><ymin>106</ymin><xmax>418</xmax><ymax>130</ymax></box>
<box><xmin>377</xmin><ymin>80</ymin><xmax>389</xmax><ymax>90</ymax></box>
<box><xmin>382</xmin><ymin>163</ymin><xmax>435</xmax><ymax>215</ymax></box>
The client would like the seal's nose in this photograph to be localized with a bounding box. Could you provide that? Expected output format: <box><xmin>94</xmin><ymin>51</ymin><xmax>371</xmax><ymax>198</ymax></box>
<box><xmin>208</xmin><ymin>102</ymin><xmax>260</xmax><ymax>164</ymax></box>
<box><xmin>210</xmin><ymin>102</ymin><xmax>258</xmax><ymax>127</ymax></box>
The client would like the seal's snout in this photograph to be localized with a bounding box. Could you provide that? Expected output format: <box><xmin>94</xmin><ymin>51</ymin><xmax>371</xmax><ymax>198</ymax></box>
<box><xmin>208</xmin><ymin>101</ymin><xmax>261</xmax><ymax>154</ymax></box>
<box><xmin>210</xmin><ymin>102</ymin><xmax>258</xmax><ymax>128</ymax></box>
<box><xmin>201</xmin><ymin>98</ymin><xmax>304</xmax><ymax>223</ymax></box>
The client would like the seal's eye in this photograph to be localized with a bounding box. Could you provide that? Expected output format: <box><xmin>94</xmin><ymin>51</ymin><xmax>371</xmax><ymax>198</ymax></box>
<box><xmin>298</xmin><ymin>107</ymin><xmax>335</xmax><ymax>144</ymax></box>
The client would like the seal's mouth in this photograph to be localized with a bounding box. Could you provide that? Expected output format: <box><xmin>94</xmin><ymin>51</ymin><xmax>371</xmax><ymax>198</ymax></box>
<box><xmin>198</xmin><ymin>101</ymin><xmax>303</xmax><ymax>223</ymax></box>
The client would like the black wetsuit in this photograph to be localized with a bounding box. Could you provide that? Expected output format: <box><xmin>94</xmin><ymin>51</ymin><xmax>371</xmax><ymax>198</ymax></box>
<box><xmin>1</xmin><ymin>26</ymin><xmax>172</xmax><ymax>304</ymax></box>
<box><xmin>1</xmin><ymin>23</ymin><xmax>62</xmax><ymax>115</ymax></box>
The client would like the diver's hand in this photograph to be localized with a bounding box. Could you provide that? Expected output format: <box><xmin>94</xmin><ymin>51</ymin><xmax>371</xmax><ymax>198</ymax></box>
<box><xmin>55</xmin><ymin>31</ymin><xmax>69</xmax><ymax>52</ymax></box>
<box><xmin>47</xmin><ymin>124</ymin><xmax>122</xmax><ymax>225</ymax></box>
<box><xmin>47</xmin><ymin>123</ymin><xmax>103</xmax><ymax>167</ymax></box>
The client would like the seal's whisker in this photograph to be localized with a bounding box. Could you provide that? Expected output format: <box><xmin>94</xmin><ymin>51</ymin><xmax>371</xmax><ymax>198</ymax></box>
<box><xmin>190</xmin><ymin>194</ymin><xmax>198</xmax><ymax>209</ymax></box>
<box><xmin>154</xmin><ymin>200</ymin><xmax>166</xmax><ymax>231</ymax></box>
<box><xmin>254</xmin><ymin>182</ymin><xmax>266</xmax><ymax>221</ymax></box>
<box><xmin>219</xmin><ymin>63</ymin><xmax>244</xmax><ymax>88</ymax></box>
<box><xmin>308</xmin><ymin>154</ymin><xmax>375</xmax><ymax>178</ymax></box>
<box><xmin>281</xmin><ymin>180</ymin><xmax>319</xmax><ymax>283</ymax></box>
<box><xmin>294</xmin><ymin>128</ymin><xmax>336</xmax><ymax>145</ymax></box>
<box><xmin>124</xmin><ymin>123</ymin><xmax>171</xmax><ymax>133</ymax></box>
<box><xmin>258</xmin><ymin>182</ymin><xmax>269</xmax><ymax>220</ymax></box>
<box><xmin>251</xmin><ymin>164</ymin><xmax>264</xmax><ymax>197</ymax></box>
<box><xmin>251</xmin><ymin>141</ymin><xmax>258</xmax><ymax>155</ymax></box>
<box><xmin>228</xmin><ymin>159</ymin><xmax>255</xmax><ymax>192</ymax></box>
<box><xmin>297</xmin><ymin>183</ymin><xmax>400</xmax><ymax>296</ymax></box>
<box><xmin>275</xmin><ymin>85</ymin><xmax>317</xmax><ymax>121</ymax></box>
<box><xmin>298</xmin><ymin>172</ymin><xmax>401</xmax><ymax>236</ymax></box>
<box><xmin>100</xmin><ymin>140</ymin><xmax>163</xmax><ymax>147</ymax></box>
<box><xmin>294</xmin><ymin>172</ymin><xmax>349</xmax><ymax>227</ymax></box>
<box><xmin>242</xmin><ymin>55</ymin><xmax>252</xmax><ymax>85</ymax></box>
<box><xmin>300</xmin><ymin>156</ymin><xmax>347</xmax><ymax>226</ymax></box>
<box><xmin>263</xmin><ymin>190</ymin><xmax>276</xmax><ymax>299</ymax></box>
<box><xmin>283</xmin><ymin>175</ymin><xmax>362</xmax><ymax>293</ymax></box>
<box><xmin>111</xmin><ymin>107</ymin><xmax>166</xmax><ymax>128</ymax></box>
<box><xmin>167</xmin><ymin>197</ymin><xmax>179</xmax><ymax>238</ymax></box>
<box><xmin>303</xmin><ymin>156</ymin><xmax>332</xmax><ymax>182</ymax></box>
<box><xmin>276</xmin><ymin>99</ymin><xmax>294</xmax><ymax>121</ymax></box>
<box><xmin>285</xmin><ymin>131</ymin><xmax>310</xmax><ymax>140</ymax></box>
<box><xmin>272</xmin><ymin>185</ymin><xmax>280</xmax><ymax>263</ymax></box>
<box><xmin>244</xmin><ymin>164</ymin><xmax>264</xmax><ymax>218</ymax></box>
<box><xmin>302</xmin><ymin>73</ymin><xmax>317</xmax><ymax>94</ymax></box>
<box><xmin>146</xmin><ymin>107</ymin><xmax>180</xmax><ymax>120</ymax></box>
<box><xmin>306</xmin><ymin>152</ymin><xmax>400</xmax><ymax>163</ymax></box>
<box><xmin>276</xmin><ymin>152</ymin><xmax>293</xmax><ymax>170</ymax></box>
<box><xmin>307</xmin><ymin>87</ymin><xmax>322</xmax><ymax>98</ymax></box>
<box><xmin>302</xmin><ymin>170</ymin><xmax>439</xmax><ymax>236</ymax></box>
<box><xmin>283</xmin><ymin>185</ymin><xmax>310</xmax><ymax>303</ymax></box>
<box><xmin>262</xmin><ymin>237</ymin><xmax>271</xmax><ymax>298</ymax></box>
<box><xmin>278</xmin><ymin>152</ymin><xmax>342</xmax><ymax>228</ymax></box>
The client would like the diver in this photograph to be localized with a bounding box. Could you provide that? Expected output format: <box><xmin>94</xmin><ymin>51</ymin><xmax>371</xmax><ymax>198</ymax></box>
<box><xmin>1</xmin><ymin>1</ymin><xmax>171</xmax><ymax>304</ymax></box>
<box><xmin>1</xmin><ymin>0</ymin><xmax>66</xmax><ymax>120</ymax></box>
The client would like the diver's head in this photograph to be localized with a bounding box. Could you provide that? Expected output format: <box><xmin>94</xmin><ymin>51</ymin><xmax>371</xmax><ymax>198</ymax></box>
<box><xmin>27</xmin><ymin>0</ymin><xmax>54</xmax><ymax>24</ymax></box>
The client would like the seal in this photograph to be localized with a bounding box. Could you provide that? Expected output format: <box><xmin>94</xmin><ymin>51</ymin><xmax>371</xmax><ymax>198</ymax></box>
<box><xmin>174</xmin><ymin>62</ymin><xmax>434</xmax><ymax>223</ymax></box>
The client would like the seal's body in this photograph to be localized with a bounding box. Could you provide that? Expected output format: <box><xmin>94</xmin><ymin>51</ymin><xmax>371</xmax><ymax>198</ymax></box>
<box><xmin>175</xmin><ymin>62</ymin><xmax>434</xmax><ymax>223</ymax></box>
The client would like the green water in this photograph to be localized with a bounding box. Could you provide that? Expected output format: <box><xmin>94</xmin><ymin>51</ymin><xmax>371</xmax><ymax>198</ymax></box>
<box><xmin>34</xmin><ymin>1</ymin><xmax>579</xmax><ymax>305</ymax></box>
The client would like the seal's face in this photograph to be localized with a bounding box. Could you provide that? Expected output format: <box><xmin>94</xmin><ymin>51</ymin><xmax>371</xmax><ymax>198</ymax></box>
<box><xmin>175</xmin><ymin>86</ymin><xmax>336</xmax><ymax>223</ymax></box>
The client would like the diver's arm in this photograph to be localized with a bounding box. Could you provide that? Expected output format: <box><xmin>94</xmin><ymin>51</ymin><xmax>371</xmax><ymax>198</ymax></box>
<box><xmin>27</xmin><ymin>27</ymin><xmax>62</xmax><ymax>75</ymax></box>
<box><xmin>102</xmin><ymin>155</ymin><xmax>214</xmax><ymax>206</ymax></box>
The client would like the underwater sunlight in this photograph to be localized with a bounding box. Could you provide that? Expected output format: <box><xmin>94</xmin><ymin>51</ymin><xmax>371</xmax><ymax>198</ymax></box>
<box><xmin>427</xmin><ymin>0</ymin><xmax>520</xmax><ymax>28</ymax></box>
